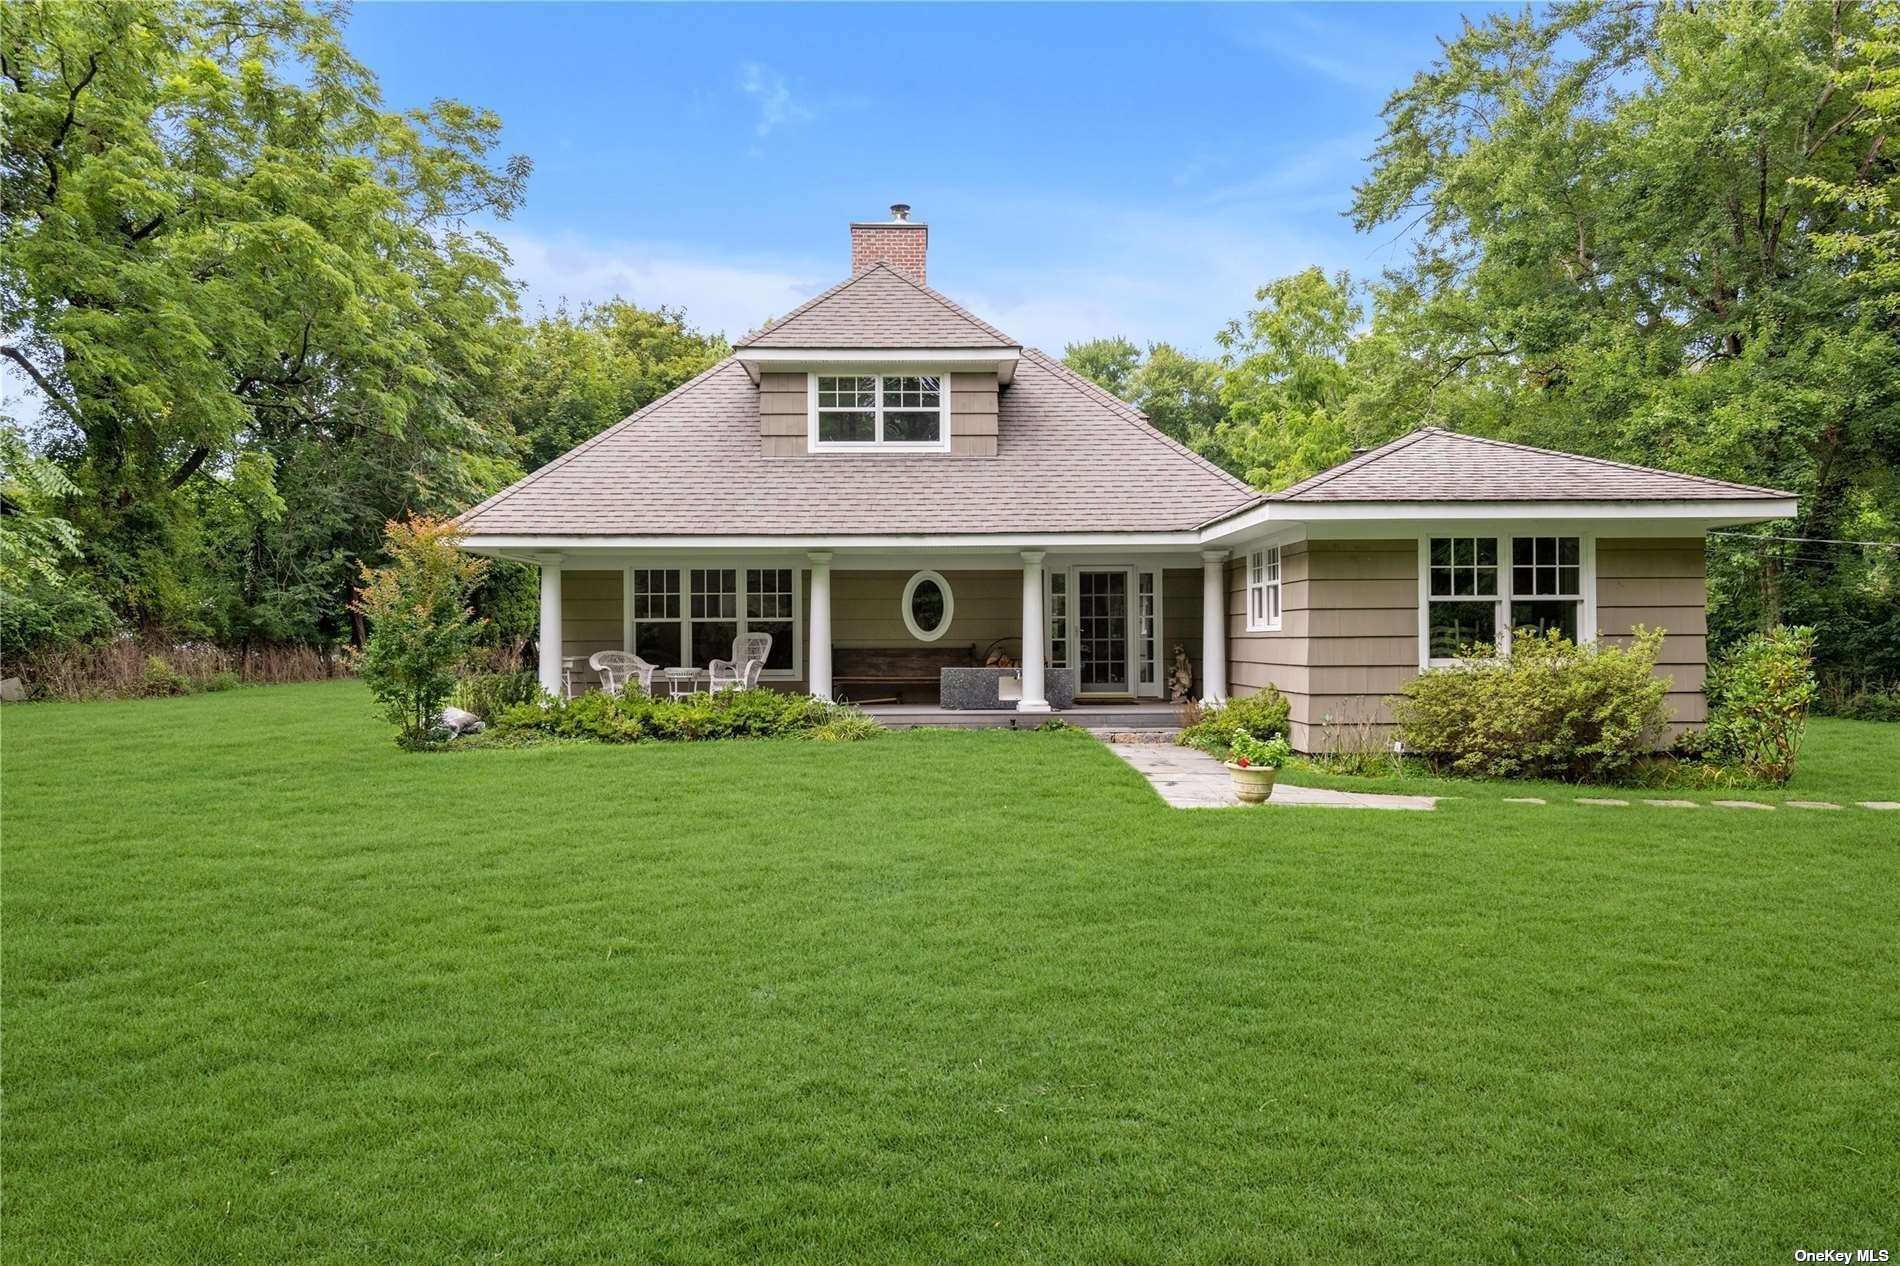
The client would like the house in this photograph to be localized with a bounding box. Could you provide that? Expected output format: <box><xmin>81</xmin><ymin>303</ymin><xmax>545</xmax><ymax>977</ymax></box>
<box><xmin>456</xmin><ymin>205</ymin><xmax>1796</xmax><ymax>749</ymax></box>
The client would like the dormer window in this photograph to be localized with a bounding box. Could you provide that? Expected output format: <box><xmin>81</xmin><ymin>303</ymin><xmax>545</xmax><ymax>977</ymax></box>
<box><xmin>811</xmin><ymin>374</ymin><xmax>948</xmax><ymax>450</ymax></box>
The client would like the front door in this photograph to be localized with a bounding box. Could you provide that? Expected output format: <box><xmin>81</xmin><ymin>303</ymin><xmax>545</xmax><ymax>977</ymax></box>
<box><xmin>1075</xmin><ymin>569</ymin><xmax>1131</xmax><ymax>694</ymax></box>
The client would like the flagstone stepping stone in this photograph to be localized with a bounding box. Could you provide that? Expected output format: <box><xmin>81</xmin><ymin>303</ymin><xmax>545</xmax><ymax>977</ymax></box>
<box><xmin>1858</xmin><ymin>801</ymin><xmax>1900</xmax><ymax>810</ymax></box>
<box><xmin>1713</xmin><ymin>800</ymin><xmax>1774</xmax><ymax>810</ymax></box>
<box><xmin>1786</xmin><ymin>801</ymin><xmax>1842</xmax><ymax>810</ymax></box>
<box><xmin>1575</xmin><ymin>797</ymin><xmax>1630</xmax><ymax>806</ymax></box>
<box><xmin>1503</xmin><ymin>797</ymin><xmax>1546</xmax><ymax>805</ymax></box>
<box><xmin>1642</xmin><ymin>799</ymin><xmax>1698</xmax><ymax>808</ymax></box>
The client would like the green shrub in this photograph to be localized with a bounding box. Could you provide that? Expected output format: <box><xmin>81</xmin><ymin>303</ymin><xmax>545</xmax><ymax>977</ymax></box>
<box><xmin>351</xmin><ymin>517</ymin><xmax>489</xmax><ymax>748</ymax></box>
<box><xmin>139</xmin><ymin>655</ymin><xmax>191</xmax><ymax>697</ymax></box>
<box><xmin>450</xmin><ymin>670</ymin><xmax>543</xmax><ymax>721</ymax></box>
<box><xmin>1816</xmin><ymin>681</ymin><xmax>1900</xmax><ymax>722</ymax></box>
<box><xmin>1700</xmin><ymin>626</ymin><xmax>1818</xmax><ymax>784</ymax></box>
<box><xmin>494</xmin><ymin>687</ymin><xmax>880</xmax><ymax>745</ymax></box>
<box><xmin>204</xmin><ymin>671</ymin><xmax>241</xmax><ymax>692</ymax></box>
<box><xmin>1229</xmin><ymin>732</ymin><xmax>1292</xmax><ymax>769</ymax></box>
<box><xmin>1178</xmin><ymin>686</ymin><xmax>1291</xmax><ymax>755</ymax></box>
<box><xmin>1394</xmin><ymin>629</ymin><xmax>1671</xmax><ymax>781</ymax></box>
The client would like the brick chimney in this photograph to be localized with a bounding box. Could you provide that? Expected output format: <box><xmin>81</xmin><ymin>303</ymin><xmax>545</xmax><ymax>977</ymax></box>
<box><xmin>850</xmin><ymin>203</ymin><xmax>927</xmax><ymax>285</ymax></box>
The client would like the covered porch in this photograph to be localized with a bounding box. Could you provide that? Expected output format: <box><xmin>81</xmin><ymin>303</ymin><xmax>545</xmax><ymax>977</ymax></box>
<box><xmin>486</xmin><ymin>545</ymin><xmax>1238</xmax><ymax>714</ymax></box>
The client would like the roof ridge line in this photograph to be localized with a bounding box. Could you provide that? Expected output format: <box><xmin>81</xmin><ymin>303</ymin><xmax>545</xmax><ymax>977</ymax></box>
<box><xmin>455</xmin><ymin>357</ymin><xmax>738</xmax><ymax>527</ymax></box>
<box><xmin>735</xmin><ymin>262</ymin><xmax>1019</xmax><ymax>350</ymax></box>
<box><xmin>1020</xmin><ymin>347</ymin><xmax>1259</xmax><ymax>499</ymax></box>
<box><xmin>1431</xmin><ymin>428</ymin><xmax>1793</xmax><ymax>497</ymax></box>
<box><xmin>732</xmin><ymin>270</ymin><xmax>868</xmax><ymax>348</ymax></box>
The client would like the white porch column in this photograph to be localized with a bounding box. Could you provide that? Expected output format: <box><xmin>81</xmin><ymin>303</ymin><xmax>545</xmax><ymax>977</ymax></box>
<box><xmin>537</xmin><ymin>556</ymin><xmax>564</xmax><ymax>699</ymax></box>
<box><xmin>1201</xmin><ymin>550</ymin><xmax>1229</xmax><ymax>705</ymax></box>
<box><xmin>1017</xmin><ymin>550</ymin><xmax>1051</xmax><ymax>713</ymax></box>
<box><xmin>807</xmin><ymin>552</ymin><xmax>833</xmax><ymax>701</ymax></box>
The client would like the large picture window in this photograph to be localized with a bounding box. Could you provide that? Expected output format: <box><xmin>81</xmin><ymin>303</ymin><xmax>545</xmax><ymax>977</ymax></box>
<box><xmin>630</xmin><ymin>567</ymin><xmax>799</xmax><ymax>677</ymax></box>
<box><xmin>1421</xmin><ymin>536</ymin><xmax>1591</xmax><ymax>666</ymax></box>
<box><xmin>812</xmin><ymin>374</ymin><xmax>945</xmax><ymax>448</ymax></box>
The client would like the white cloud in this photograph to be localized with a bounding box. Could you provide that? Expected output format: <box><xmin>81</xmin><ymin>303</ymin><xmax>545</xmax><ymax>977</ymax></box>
<box><xmin>740</xmin><ymin>62</ymin><xmax>812</xmax><ymax>138</ymax></box>
<box><xmin>502</xmin><ymin>230</ymin><xmax>827</xmax><ymax>340</ymax></box>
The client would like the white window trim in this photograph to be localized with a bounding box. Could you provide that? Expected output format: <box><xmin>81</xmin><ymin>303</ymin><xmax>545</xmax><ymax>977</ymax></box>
<box><xmin>900</xmin><ymin>569</ymin><xmax>954</xmax><ymax>641</ymax></box>
<box><xmin>1416</xmin><ymin>534</ymin><xmax>1596</xmax><ymax>671</ymax></box>
<box><xmin>807</xmin><ymin>372</ymin><xmax>954</xmax><ymax>453</ymax></box>
<box><xmin>1245</xmin><ymin>546</ymin><xmax>1282</xmax><ymax>632</ymax></box>
<box><xmin>624</xmin><ymin>565</ymin><xmax>804</xmax><ymax>681</ymax></box>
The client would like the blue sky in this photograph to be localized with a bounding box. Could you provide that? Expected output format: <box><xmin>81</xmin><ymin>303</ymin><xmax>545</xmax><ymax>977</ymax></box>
<box><xmin>346</xmin><ymin>2</ymin><xmax>1492</xmax><ymax>356</ymax></box>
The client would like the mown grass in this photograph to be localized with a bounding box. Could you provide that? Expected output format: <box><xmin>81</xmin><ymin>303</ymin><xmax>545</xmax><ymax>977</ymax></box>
<box><xmin>4</xmin><ymin>682</ymin><xmax>1896</xmax><ymax>1263</ymax></box>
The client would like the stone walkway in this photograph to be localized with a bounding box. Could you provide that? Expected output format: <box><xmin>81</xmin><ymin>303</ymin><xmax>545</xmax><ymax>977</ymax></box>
<box><xmin>1104</xmin><ymin>742</ymin><xmax>1439</xmax><ymax>811</ymax></box>
<box><xmin>1100</xmin><ymin>737</ymin><xmax>1896</xmax><ymax>814</ymax></box>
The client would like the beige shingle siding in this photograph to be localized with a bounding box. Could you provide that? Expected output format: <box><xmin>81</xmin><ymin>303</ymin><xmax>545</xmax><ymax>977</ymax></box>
<box><xmin>461</xmin><ymin>354</ymin><xmax>1256</xmax><ymax>536</ymax></box>
<box><xmin>1225</xmin><ymin>536</ymin><xmax>1710</xmax><ymax>750</ymax></box>
<box><xmin>1269</xmin><ymin>428</ymin><xmax>1790</xmax><ymax>503</ymax></box>
<box><xmin>735</xmin><ymin>264</ymin><xmax>1017</xmax><ymax>350</ymax></box>
<box><xmin>1597</xmin><ymin>538</ymin><xmax>1708</xmax><ymax>730</ymax></box>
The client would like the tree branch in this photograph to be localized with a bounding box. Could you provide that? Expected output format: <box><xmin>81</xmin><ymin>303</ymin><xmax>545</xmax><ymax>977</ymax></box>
<box><xmin>166</xmin><ymin>446</ymin><xmax>210</xmax><ymax>489</ymax></box>
<box><xmin>1</xmin><ymin>345</ymin><xmax>83</xmax><ymax>423</ymax></box>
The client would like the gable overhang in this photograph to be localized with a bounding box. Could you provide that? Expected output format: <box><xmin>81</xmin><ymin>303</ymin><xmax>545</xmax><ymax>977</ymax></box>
<box><xmin>1199</xmin><ymin>496</ymin><xmax>1799</xmax><ymax>545</ymax></box>
<box><xmin>733</xmin><ymin>346</ymin><xmax>1021</xmax><ymax>384</ymax></box>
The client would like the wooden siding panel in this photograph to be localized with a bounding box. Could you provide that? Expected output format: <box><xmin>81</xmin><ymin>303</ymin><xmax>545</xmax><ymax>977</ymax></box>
<box><xmin>559</xmin><ymin>570</ymin><xmax>624</xmax><ymax>670</ymax></box>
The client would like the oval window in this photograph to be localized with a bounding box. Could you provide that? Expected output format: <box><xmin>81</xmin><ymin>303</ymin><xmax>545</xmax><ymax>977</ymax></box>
<box><xmin>901</xmin><ymin>570</ymin><xmax>953</xmax><ymax>642</ymax></box>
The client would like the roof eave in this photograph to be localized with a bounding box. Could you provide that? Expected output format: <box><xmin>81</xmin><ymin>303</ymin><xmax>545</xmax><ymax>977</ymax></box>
<box><xmin>732</xmin><ymin>346</ymin><xmax>1021</xmax><ymax>384</ymax></box>
<box><xmin>1199</xmin><ymin>495</ymin><xmax>1799</xmax><ymax>542</ymax></box>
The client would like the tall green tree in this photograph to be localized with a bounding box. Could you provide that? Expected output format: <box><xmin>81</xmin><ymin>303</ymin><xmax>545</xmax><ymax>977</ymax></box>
<box><xmin>1064</xmin><ymin>337</ymin><xmax>1224</xmax><ymax>452</ymax></box>
<box><xmin>1211</xmin><ymin>268</ymin><xmax>1365</xmax><ymax>489</ymax></box>
<box><xmin>501</xmin><ymin>301</ymin><xmax>729</xmax><ymax>471</ymax></box>
<box><xmin>1</xmin><ymin>0</ymin><xmax>528</xmax><ymax>645</ymax></box>
<box><xmin>1349</xmin><ymin>0</ymin><xmax>1900</xmax><ymax>680</ymax></box>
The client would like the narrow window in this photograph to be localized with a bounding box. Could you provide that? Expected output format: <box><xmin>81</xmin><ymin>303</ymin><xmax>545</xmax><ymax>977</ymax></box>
<box><xmin>1426</xmin><ymin>536</ymin><xmax>1500</xmax><ymax>661</ymax></box>
<box><xmin>1138</xmin><ymin>572</ymin><xmax>1157</xmax><ymax>685</ymax></box>
<box><xmin>745</xmin><ymin>568</ymin><xmax>796</xmax><ymax>672</ymax></box>
<box><xmin>689</xmin><ymin>568</ymin><xmax>738</xmax><ymax>666</ymax></box>
<box><xmin>631</xmin><ymin>569</ymin><xmax>683</xmax><ymax>667</ymax></box>
<box><xmin>1047</xmin><ymin>571</ymin><xmax>1068</xmax><ymax>667</ymax></box>
<box><xmin>1246</xmin><ymin>546</ymin><xmax>1282</xmax><ymax>632</ymax></box>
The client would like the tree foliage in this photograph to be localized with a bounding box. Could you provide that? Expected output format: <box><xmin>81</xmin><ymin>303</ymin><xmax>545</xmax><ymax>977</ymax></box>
<box><xmin>2</xmin><ymin>0</ymin><xmax>527</xmax><ymax>646</ymax></box>
<box><xmin>351</xmin><ymin>516</ymin><xmax>489</xmax><ymax>746</ymax></box>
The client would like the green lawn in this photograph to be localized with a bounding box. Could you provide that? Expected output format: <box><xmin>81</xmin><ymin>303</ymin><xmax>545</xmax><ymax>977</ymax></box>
<box><xmin>4</xmin><ymin>682</ymin><xmax>1896</xmax><ymax>1263</ymax></box>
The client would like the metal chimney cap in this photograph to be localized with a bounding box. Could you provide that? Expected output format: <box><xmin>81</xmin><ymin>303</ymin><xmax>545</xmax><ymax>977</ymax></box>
<box><xmin>889</xmin><ymin>203</ymin><xmax>911</xmax><ymax>222</ymax></box>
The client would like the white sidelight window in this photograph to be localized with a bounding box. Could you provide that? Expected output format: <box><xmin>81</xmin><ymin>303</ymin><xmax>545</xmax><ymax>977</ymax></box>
<box><xmin>631</xmin><ymin>567</ymin><xmax>799</xmax><ymax>677</ymax></box>
<box><xmin>1420</xmin><ymin>535</ymin><xmax>1592</xmax><ymax>667</ymax></box>
<box><xmin>811</xmin><ymin>374</ymin><xmax>947</xmax><ymax>449</ymax></box>
<box><xmin>1137</xmin><ymin>571</ymin><xmax>1159</xmax><ymax>690</ymax></box>
<box><xmin>1046</xmin><ymin>571</ymin><xmax>1069</xmax><ymax>668</ymax></box>
<box><xmin>1246</xmin><ymin>546</ymin><xmax>1282</xmax><ymax>632</ymax></box>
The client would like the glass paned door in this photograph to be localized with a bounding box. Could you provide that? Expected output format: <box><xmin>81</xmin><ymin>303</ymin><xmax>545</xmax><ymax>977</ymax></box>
<box><xmin>1076</xmin><ymin>570</ymin><xmax>1130</xmax><ymax>693</ymax></box>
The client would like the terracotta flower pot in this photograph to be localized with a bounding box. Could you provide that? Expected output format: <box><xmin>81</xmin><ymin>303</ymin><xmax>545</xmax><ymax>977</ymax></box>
<box><xmin>1224</xmin><ymin>762</ymin><xmax>1279</xmax><ymax>804</ymax></box>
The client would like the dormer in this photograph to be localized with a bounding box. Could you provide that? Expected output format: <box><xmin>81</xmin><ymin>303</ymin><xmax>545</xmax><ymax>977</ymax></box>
<box><xmin>736</xmin><ymin>206</ymin><xmax>1020</xmax><ymax>458</ymax></box>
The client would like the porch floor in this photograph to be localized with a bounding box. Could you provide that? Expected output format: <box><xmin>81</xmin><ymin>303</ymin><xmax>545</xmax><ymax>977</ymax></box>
<box><xmin>862</xmin><ymin>701</ymin><xmax>1183</xmax><ymax>730</ymax></box>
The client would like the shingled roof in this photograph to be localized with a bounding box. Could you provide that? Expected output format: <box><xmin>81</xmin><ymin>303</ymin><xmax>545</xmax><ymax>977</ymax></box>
<box><xmin>734</xmin><ymin>262</ymin><xmax>1018</xmax><ymax>350</ymax></box>
<box><xmin>1264</xmin><ymin>427</ymin><xmax>1792</xmax><ymax>503</ymax></box>
<box><xmin>457</xmin><ymin>347</ymin><xmax>1256</xmax><ymax>537</ymax></box>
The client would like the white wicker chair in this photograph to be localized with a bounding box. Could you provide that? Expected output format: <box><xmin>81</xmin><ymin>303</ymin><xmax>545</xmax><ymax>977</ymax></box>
<box><xmin>589</xmin><ymin>650</ymin><xmax>656</xmax><ymax>696</ymax></box>
<box><xmin>708</xmin><ymin>633</ymin><xmax>772</xmax><ymax>694</ymax></box>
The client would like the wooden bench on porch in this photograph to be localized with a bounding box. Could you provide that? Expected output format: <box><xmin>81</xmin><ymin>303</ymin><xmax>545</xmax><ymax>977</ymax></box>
<box><xmin>832</xmin><ymin>645</ymin><xmax>979</xmax><ymax>704</ymax></box>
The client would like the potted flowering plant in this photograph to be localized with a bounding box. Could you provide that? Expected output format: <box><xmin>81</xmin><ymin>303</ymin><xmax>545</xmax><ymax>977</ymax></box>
<box><xmin>1225</xmin><ymin>732</ymin><xmax>1292</xmax><ymax>803</ymax></box>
